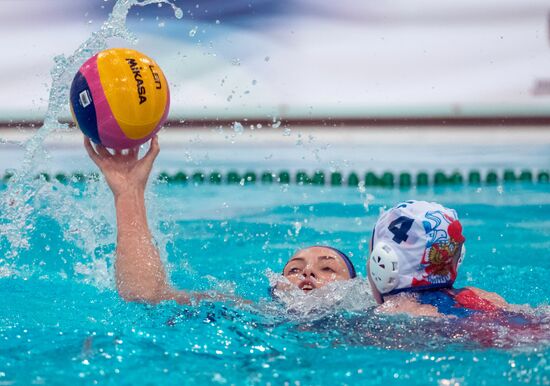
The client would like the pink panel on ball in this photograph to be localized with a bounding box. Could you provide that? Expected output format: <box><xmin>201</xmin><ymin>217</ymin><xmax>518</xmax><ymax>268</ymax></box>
<box><xmin>79</xmin><ymin>54</ymin><xmax>142</xmax><ymax>150</ymax></box>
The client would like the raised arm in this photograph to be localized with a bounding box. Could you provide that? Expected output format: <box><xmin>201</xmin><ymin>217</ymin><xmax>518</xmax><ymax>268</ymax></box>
<box><xmin>84</xmin><ymin>136</ymin><xmax>195</xmax><ymax>304</ymax></box>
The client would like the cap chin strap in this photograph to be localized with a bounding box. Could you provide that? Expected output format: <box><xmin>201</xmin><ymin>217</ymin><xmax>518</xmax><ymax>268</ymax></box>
<box><xmin>368</xmin><ymin>242</ymin><xmax>399</xmax><ymax>295</ymax></box>
<box><xmin>457</xmin><ymin>244</ymin><xmax>466</xmax><ymax>268</ymax></box>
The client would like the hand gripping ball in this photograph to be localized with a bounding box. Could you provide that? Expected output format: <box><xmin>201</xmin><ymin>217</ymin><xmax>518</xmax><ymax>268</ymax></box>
<box><xmin>70</xmin><ymin>48</ymin><xmax>170</xmax><ymax>149</ymax></box>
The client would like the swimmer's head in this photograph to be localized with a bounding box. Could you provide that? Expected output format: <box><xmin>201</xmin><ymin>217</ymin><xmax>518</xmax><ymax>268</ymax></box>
<box><xmin>367</xmin><ymin>201</ymin><xmax>466</xmax><ymax>304</ymax></box>
<box><xmin>278</xmin><ymin>246</ymin><xmax>356</xmax><ymax>293</ymax></box>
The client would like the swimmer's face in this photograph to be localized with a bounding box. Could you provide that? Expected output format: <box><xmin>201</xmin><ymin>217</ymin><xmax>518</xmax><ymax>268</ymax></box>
<box><xmin>282</xmin><ymin>246</ymin><xmax>352</xmax><ymax>292</ymax></box>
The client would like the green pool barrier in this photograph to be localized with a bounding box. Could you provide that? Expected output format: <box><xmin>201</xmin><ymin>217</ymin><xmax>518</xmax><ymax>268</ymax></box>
<box><xmin>468</xmin><ymin>170</ymin><xmax>481</xmax><ymax>184</ymax></box>
<box><xmin>192</xmin><ymin>172</ymin><xmax>205</xmax><ymax>184</ymax></box>
<box><xmin>173</xmin><ymin>171</ymin><xmax>188</xmax><ymax>183</ymax></box>
<box><xmin>2</xmin><ymin>172</ymin><xmax>13</xmax><ymax>182</ymax></box>
<box><xmin>54</xmin><ymin>173</ymin><xmax>67</xmax><ymax>183</ymax></box>
<box><xmin>486</xmin><ymin>170</ymin><xmax>498</xmax><ymax>184</ymax></box>
<box><xmin>331</xmin><ymin>172</ymin><xmax>343</xmax><ymax>186</ymax></box>
<box><xmin>2</xmin><ymin>169</ymin><xmax>549</xmax><ymax>188</ymax></box>
<box><xmin>399</xmin><ymin>172</ymin><xmax>412</xmax><ymax>188</ymax></box>
<box><xmin>449</xmin><ymin>172</ymin><xmax>463</xmax><ymax>185</ymax></box>
<box><xmin>209</xmin><ymin>171</ymin><xmax>222</xmax><ymax>184</ymax></box>
<box><xmin>278</xmin><ymin>171</ymin><xmax>290</xmax><ymax>184</ymax></box>
<box><xmin>503</xmin><ymin>170</ymin><xmax>516</xmax><ymax>182</ymax></box>
<box><xmin>312</xmin><ymin>171</ymin><xmax>325</xmax><ymax>185</ymax></box>
<box><xmin>381</xmin><ymin>172</ymin><xmax>394</xmax><ymax>187</ymax></box>
<box><xmin>347</xmin><ymin>172</ymin><xmax>359</xmax><ymax>187</ymax></box>
<box><xmin>296</xmin><ymin>171</ymin><xmax>310</xmax><ymax>185</ymax></box>
<box><xmin>243</xmin><ymin>171</ymin><xmax>257</xmax><ymax>184</ymax></box>
<box><xmin>158</xmin><ymin>171</ymin><xmax>170</xmax><ymax>182</ymax></box>
<box><xmin>72</xmin><ymin>172</ymin><xmax>85</xmax><ymax>183</ymax></box>
<box><xmin>416</xmin><ymin>172</ymin><xmax>429</xmax><ymax>186</ymax></box>
<box><xmin>227</xmin><ymin>171</ymin><xmax>240</xmax><ymax>184</ymax></box>
<box><xmin>365</xmin><ymin>172</ymin><xmax>379</xmax><ymax>187</ymax></box>
<box><xmin>434</xmin><ymin>171</ymin><xmax>447</xmax><ymax>185</ymax></box>
<box><xmin>261</xmin><ymin>172</ymin><xmax>274</xmax><ymax>184</ymax></box>
<box><xmin>38</xmin><ymin>172</ymin><xmax>50</xmax><ymax>182</ymax></box>
<box><xmin>538</xmin><ymin>171</ymin><xmax>549</xmax><ymax>183</ymax></box>
<box><xmin>519</xmin><ymin>170</ymin><xmax>533</xmax><ymax>183</ymax></box>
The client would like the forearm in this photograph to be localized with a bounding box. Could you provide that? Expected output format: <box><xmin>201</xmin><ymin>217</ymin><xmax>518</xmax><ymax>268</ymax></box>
<box><xmin>114</xmin><ymin>188</ymin><xmax>171</xmax><ymax>303</ymax></box>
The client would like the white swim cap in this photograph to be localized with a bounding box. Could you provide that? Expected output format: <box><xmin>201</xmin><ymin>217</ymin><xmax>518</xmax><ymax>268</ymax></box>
<box><xmin>368</xmin><ymin>200</ymin><xmax>466</xmax><ymax>295</ymax></box>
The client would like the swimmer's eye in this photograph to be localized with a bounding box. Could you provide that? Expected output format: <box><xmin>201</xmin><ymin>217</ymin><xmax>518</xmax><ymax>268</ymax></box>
<box><xmin>322</xmin><ymin>267</ymin><xmax>335</xmax><ymax>273</ymax></box>
<box><xmin>288</xmin><ymin>267</ymin><xmax>301</xmax><ymax>274</ymax></box>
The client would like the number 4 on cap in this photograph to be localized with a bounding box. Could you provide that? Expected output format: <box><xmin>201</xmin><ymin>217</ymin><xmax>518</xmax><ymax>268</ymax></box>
<box><xmin>388</xmin><ymin>216</ymin><xmax>414</xmax><ymax>244</ymax></box>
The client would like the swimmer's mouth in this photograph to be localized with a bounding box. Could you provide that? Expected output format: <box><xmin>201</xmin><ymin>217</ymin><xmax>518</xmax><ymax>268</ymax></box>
<box><xmin>299</xmin><ymin>280</ymin><xmax>316</xmax><ymax>292</ymax></box>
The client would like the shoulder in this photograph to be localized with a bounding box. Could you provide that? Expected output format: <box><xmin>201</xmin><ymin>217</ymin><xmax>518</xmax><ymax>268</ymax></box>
<box><xmin>460</xmin><ymin>287</ymin><xmax>509</xmax><ymax>309</ymax></box>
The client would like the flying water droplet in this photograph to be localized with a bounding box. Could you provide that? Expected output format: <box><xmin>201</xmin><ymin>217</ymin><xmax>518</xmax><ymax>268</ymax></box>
<box><xmin>232</xmin><ymin>122</ymin><xmax>244</xmax><ymax>134</ymax></box>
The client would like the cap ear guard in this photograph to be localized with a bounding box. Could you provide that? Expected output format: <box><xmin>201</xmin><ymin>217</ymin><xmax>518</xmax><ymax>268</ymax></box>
<box><xmin>368</xmin><ymin>242</ymin><xmax>399</xmax><ymax>294</ymax></box>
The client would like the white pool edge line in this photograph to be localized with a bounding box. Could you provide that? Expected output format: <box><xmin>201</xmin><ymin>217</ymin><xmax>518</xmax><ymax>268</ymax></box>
<box><xmin>1</xmin><ymin>126</ymin><xmax>550</xmax><ymax>147</ymax></box>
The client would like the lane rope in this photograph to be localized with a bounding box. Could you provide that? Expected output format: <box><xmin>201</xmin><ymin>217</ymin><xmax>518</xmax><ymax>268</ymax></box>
<box><xmin>1</xmin><ymin>169</ymin><xmax>548</xmax><ymax>187</ymax></box>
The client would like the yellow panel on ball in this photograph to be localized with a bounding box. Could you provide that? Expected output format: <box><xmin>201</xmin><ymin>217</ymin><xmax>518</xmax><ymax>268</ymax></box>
<box><xmin>97</xmin><ymin>48</ymin><xmax>169</xmax><ymax>140</ymax></box>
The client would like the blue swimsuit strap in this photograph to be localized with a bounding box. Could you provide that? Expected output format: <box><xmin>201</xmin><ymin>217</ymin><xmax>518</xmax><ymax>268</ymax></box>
<box><xmin>418</xmin><ymin>289</ymin><xmax>534</xmax><ymax>325</ymax></box>
<box><xmin>417</xmin><ymin>288</ymin><xmax>477</xmax><ymax>318</ymax></box>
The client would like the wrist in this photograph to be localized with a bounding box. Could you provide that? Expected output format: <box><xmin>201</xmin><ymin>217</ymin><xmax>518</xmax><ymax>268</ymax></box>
<box><xmin>114</xmin><ymin>187</ymin><xmax>145</xmax><ymax>202</ymax></box>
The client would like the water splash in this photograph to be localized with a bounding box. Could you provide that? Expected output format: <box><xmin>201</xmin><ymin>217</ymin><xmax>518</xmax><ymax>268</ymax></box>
<box><xmin>232</xmin><ymin>121</ymin><xmax>244</xmax><ymax>134</ymax></box>
<box><xmin>21</xmin><ymin>0</ymin><xmax>182</xmax><ymax>177</ymax></box>
<box><xmin>263</xmin><ymin>271</ymin><xmax>376</xmax><ymax>320</ymax></box>
<box><xmin>0</xmin><ymin>0</ymin><xmax>182</xmax><ymax>283</ymax></box>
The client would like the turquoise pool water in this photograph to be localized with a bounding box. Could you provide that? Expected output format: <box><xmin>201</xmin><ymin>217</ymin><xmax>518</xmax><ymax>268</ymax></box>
<box><xmin>0</xmin><ymin>179</ymin><xmax>549</xmax><ymax>385</ymax></box>
<box><xmin>2</xmin><ymin>0</ymin><xmax>548</xmax><ymax>382</ymax></box>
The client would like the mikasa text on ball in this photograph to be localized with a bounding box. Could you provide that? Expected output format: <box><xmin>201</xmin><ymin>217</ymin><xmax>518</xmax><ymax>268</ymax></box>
<box><xmin>70</xmin><ymin>48</ymin><xmax>170</xmax><ymax>149</ymax></box>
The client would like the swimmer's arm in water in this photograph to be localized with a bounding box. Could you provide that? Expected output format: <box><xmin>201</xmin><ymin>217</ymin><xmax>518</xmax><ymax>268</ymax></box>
<box><xmin>377</xmin><ymin>288</ymin><xmax>510</xmax><ymax>318</ymax></box>
<box><xmin>84</xmin><ymin>137</ymin><xmax>243</xmax><ymax>306</ymax></box>
<box><xmin>84</xmin><ymin>136</ymin><xmax>178</xmax><ymax>303</ymax></box>
<box><xmin>376</xmin><ymin>293</ymin><xmax>443</xmax><ymax>318</ymax></box>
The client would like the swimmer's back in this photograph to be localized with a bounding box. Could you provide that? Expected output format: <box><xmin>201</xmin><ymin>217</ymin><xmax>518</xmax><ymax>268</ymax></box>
<box><xmin>418</xmin><ymin>288</ymin><xmax>533</xmax><ymax>326</ymax></box>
